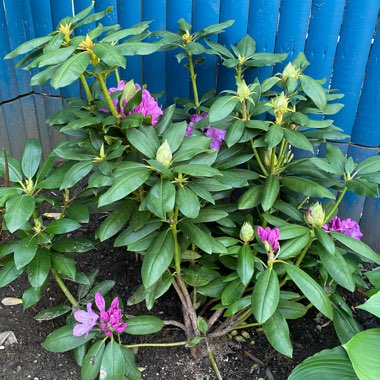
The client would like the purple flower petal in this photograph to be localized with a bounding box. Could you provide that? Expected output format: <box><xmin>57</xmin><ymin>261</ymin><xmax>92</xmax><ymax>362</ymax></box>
<box><xmin>95</xmin><ymin>292</ymin><xmax>105</xmax><ymax>312</ymax></box>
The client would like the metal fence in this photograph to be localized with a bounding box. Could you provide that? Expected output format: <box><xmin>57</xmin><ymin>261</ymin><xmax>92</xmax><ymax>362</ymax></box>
<box><xmin>0</xmin><ymin>0</ymin><xmax>379</xmax><ymax>248</ymax></box>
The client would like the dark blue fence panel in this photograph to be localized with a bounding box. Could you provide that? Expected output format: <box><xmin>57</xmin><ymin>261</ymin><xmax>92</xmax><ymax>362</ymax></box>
<box><xmin>351</xmin><ymin>29</ymin><xmax>380</xmax><ymax>147</ymax></box>
<box><xmin>330</xmin><ymin>0</ymin><xmax>379</xmax><ymax>138</ymax></box>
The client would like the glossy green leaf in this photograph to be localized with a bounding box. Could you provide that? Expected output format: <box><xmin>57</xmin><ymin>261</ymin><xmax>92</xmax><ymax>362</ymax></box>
<box><xmin>251</xmin><ymin>268</ymin><xmax>279</xmax><ymax>323</ymax></box>
<box><xmin>51</xmin><ymin>52</ymin><xmax>91</xmax><ymax>88</ymax></box>
<box><xmin>179</xmin><ymin>221</ymin><xmax>214</xmax><ymax>254</ymax></box>
<box><xmin>0</xmin><ymin>262</ymin><xmax>23</xmax><ymax>287</ymax></box>
<box><xmin>237</xmin><ymin>244</ymin><xmax>254</xmax><ymax>286</ymax></box>
<box><xmin>284</xmin><ymin>129</ymin><xmax>313</xmax><ymax>153</ymax></box>
<box><xmin>315</xmin><ymin>227</ymin><xmax>335</xmax><ymax>255</ymax></box>
<box><xmin>265</xmin><ymin>124</ymin><xmax>283</xmax><ymax>148</ymax></box>
<box><xmin>100</xmin><ymin>341</ymin><xmax>125</xmax><ymax>380</ymax></box>
<box><xmin>51</xmin><ymin>254</ymin><xmax>76</xmax><ymax>280</ymax></box>
<box><xmin>343</xmin><ymin>329</ymin><xmax>380</xmax><ymax>380</ymax></box>
<box><xmin>221</xmin><ymin>279</ymin><xmax>244</xmax><ymax>306</ymax></box>
<box><xmin>51</xmin><ymin>238</ymin><xmax>94</xmax><ymax>253</ymax></box>
<box><xmin>278</xmin><ymin>300</ymin><xmax>307</xmax><ymax>319</ymax></box>
<box><xmin>357</xmin><ymin>291</ymin><xmax>380</xmax><ymax>318</ymax></box>
<box><xmin>146</xmin><ymin>179</ymin><xmax>176</xmax><ymax>219</ymax></box>
<box><xmin>237</xmin><ymin>185</ymin><xmax>262</xmax><ymax>209</ymax></box>
<box><xmin>176</xmin><ymin>186</ymin><xmax>200</xmax><ymax>218</ymax></box>
<box><xmin>45</xmin><ymin>218</ymin><xmax>81</xmax><ymax>234</ymax></box>
<box><xmin>225</xmin><ymin>119</ymin><xmax>245</xmax><ymax>147</ymax></box>
<box><xmin>278</xmin><ymin>232</ymin><xmax>310</xmax><ymax>259</ymax></box>
<box><xmin>197</xmin><ymin>277</ymin><xmax>226</xmax><ymax>298</ymax></box>
<box><xmin>278</xmin><ymin>224</ymin><xmax>309</xmax><ymax>240</ymax></box>
<box><xmin>14</xmin><ymin>235</ymin><xmax>38</xmax><ymax>270</ymax></box>
<box><xmin>114</xmin><ymin>221</ymin><xmax>161</xmax><ymax>248</ymax></box>
<box><xmin>22</xmin><ymin>286</ymin><xmax>42</xmax><ymax>309</ymax></box>
<box><xmin>27</xmin><ymin>249</ymin><xmax>51</xmax><ymax>288</ymax></box>
<box><xmin>285</xmin><ymin>263</ymin><xmax>333</xmax><ymax>319</ymax></box>
<box><xmin>121</xmin><ymin>346</ymin><xmax>141</xmax><ymax>380</ymax></box>
<box><xmin>4</xmin><ymin>195</ymin><xmax>35</xmax><ymax>233</ymax></box>
<box><xmin>209</xmin><ymin>96</ymin><xmax>238</xmax><ymax>122</ymax></box>
<box><xmin>333</xmin><ymin>307</ymin><xmax>362</xmax><ymax>345</ymax></box>
<box><xmin>43</xmin><ymin>325</ymin><xmax>95</xmax><ymax>352</ymax></box>
<box><xmin>300</xmin><ymin>75</ymin><xmax>327</xmax><ymax>110</ymax></box>
<box><xmin>60</xmin><ymin>161</ymin><xmax>94</xmax><ymax>190</ymax></box>
<box><xmin>126</xmin><ymin>127</ymin><xmax>159</xmax><ymax>158</ymax></box>
<box><xmin>355</xmin><ymin>156</ymin><xmax>380</xmax><ymax>176</ymax></box>
<box><xmin>183</xmin><ymin>266</ymin><xmax>220</xmax><ymax>287</ymax></box>
<box><xmin>125</xmin><ymin>316</ymin><xmax>164</xmax><ymax>335</ymax></box>
<box><xmin>93</xmin><ymin>43</ymin><xmax>126</xmax><ymax>68</ymax></box>
<box><xmin>288</xmin><ymin>346</ymin><xmax>357</xmax><ymax>380</ymax></box>
<box><xmin>21</xmin><ymin>139</ymin><xmax>42</xmax><ymax>178</ymax></box>
<box><xmin>5</xmin><ymin>36</ymin><xmax>52</xmax><ymax>59</ymax></box>
<box><xmin>117</xmin><ymin>42</ymin><xmax>161</xmax><ymax>55</ymax></box>
<box><xmin>346</xmin><ymin>179</ymin><xmax>379</xmax><ymax>197</ymax></box>
<box><xmin>281</xmin><ymin>177</ymin><xmax>335</xmax><ymax>199</ymax></box>
<box><xmin>35</xmin><ymin>305</ymin><xmax>71</xmax><ymax>321</ymax></box>
<box><xmin>262</xmin><ymin>175</ymin><xmax>280</xmax><ymax>211</ymax></box>
<box><xmin>173</xmin><ymin>164</ymin><xmax>221</xmax><ymax>178</ymax></box>
<box><xmin>263</xmin><ymin>310</ymin><xmax>293</xmax><ymax>357</ymax></box>
<box><xmin>331</xmin><ymin>232</ymin><xmax>380</xmax><ymax>265</ymax></box>
<box><xmin>38</xmin><ymin>46</ymin><xmax>76</xmax><ymax>68</ymax></box>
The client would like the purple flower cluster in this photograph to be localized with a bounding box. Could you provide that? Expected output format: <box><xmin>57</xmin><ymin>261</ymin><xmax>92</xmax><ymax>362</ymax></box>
<box><xmin>323</xmin><ymin>216</ymin><xmax>363</xmax><ymax>240</ymax></box>
<box><xmin>105</xmin><ymin>81</ymin><xmax>163</xmax><ymax>126</ymax></box>
<box><xmin>257</xmin><ymin>226</ymin><xmax>280</xmax><ymax>258</ymax></box>
<box><xmin>186</xmin><ymin>112</ymin><xmax>226</xmax><ymax>151</ymax></box>
<box><xmin>72</xmin><ymin>292</ymin><xmax>127</xmax><ymax>338</ymax></box>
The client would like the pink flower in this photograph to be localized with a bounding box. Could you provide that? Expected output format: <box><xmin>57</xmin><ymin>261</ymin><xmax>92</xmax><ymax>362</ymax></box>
<box><xmin>323</xmin><ymin>216</ymin><xmax>362</xmax><ymax>240</ymax></box>
<box><xmin>73</xmin><ymin>303</ymin><xmax>99</xmax><ymax>337</ymax></box>
<box><xmin>95</xmin><ymin>292</ymin><xmax>128</xmax><ymax>337</ymax></box>
<box><xmin>186</xmin><ymin>112</ymin><xmax>226</xmax><ymax>151</ymax></box>
<box><xmin>257</xmin><ymin>226</ymin><xmax>280</xmax><ymax>258</ymax></box>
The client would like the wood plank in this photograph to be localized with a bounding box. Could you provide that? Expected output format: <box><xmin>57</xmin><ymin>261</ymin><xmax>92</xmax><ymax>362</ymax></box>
<box><xmin>166</xmin><ymin>0</ymin><xmax>192</xmax><ymax>104</ymax></box>
<box><xmin>330</xmin><ymin>0</ymin><xmax>379</xmax><ymax>138</ymax></box>
<box><xmin>33</xmin><ymin>94</ymin><xmax>51</xmax><ymax>157</ymax></box>
<box><xmin>361</xmin><ymin>192</ymin><xmax>380</xmax><ymax>252</ymax></box>
<box><xmin>0</xmin><ymin>106</ymin><xmax>11</xmax><ymax>153</ymax></box>
<box><xmin>351</xmin><ymin>30</ymin><xmax>380</xmax><ymax>147</ymax></box>
<box><xmin>44</xmin><ymin>96</ymin><xmax>66</xmax><ymax>148</ymax></box>
<box><xmin>20</xmin><ymin>95</ymin><xmax>40</xmax><ymax>140</ymax></box>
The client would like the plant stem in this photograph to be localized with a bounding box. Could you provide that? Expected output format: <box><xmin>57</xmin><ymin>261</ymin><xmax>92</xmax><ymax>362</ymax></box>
<box><xmin>276</xmin><ymin>138</ymin><xmax>288</xmax><ymax>169</ymax></box>
<box><xmin>96</xmin><ymin>73</ymin><xmax>120</xmax><ymax>119</ymax></box>
<box><xmin>188</xmin><ymin>54</ymin><xmax>200</xmax><ymax>108</ymax></box>
<box><xmin>251</xmin><ymin>142</ymin><xmax>268</xmax><ymax>176</ymax></box>
<box><xmin>172</xmin><ymin>224</ymin><xmax>187</xmax><ymax>297</ymax></box>
<box><xmin>125</xmin><ymin>341</ymin><xmax>189</xmax><ymax>349</ymax></box>
<box><xmin>206</xmin><ymin>338</ymin><xmax>223</xmax><ymax>380</ymax></box>
<box><xmin>51</xmin><ymin>268</ymin><xmax>78</xmax><ymax>307</ymax></box>
<box><xmin>324</xmin><ymin>186</ymin><xmax>348</xmax><ymax>223</ymax></box>
<box><xmin>241</xmin><ymin>100</ymin><xmax>249</xmax><ymax>121</ymax></box>
<box><xmin>295</xmin><ymin>234</ymin><xmax>314</xmax><ymax>267</ymax></box>
<box><xmin>233</xmin><ymin>322</ymin><xmax>261</xmax><ymax>329</ymax></box>
<box><xmin>79</xmin><ymin>74</ymin><xmax>93</xmax><ymax>103</ymax></box>
<box><xmin>269</xmin><ymin>147</ymin><xmax>277</xmax><ymax>174</ymax></box>
<box><xmin>114</xmin><ymin>68</ymin><xmax>121</xmax><ymax>83</ymax></box>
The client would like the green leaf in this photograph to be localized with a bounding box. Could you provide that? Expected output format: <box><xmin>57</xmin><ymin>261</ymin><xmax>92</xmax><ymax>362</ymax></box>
<box><xmin>333</xmin><ymin>307</ymin><xmax>362</xmax><ymax>345</ymax></box>
<box><xmin>146</xmin><ymin>179</ymin><xmax>176</xmax><ymax>219</ymax></box>
<box><xmin>96</xmin><ymin>200</ymin><xmax>134</xmax><ymax>242</ymax></box>
<box><xmin>21</xmin><ymin>139</ymin><xmax>42</xmax><ymax>178</ymax></box>
<box><xmin>355</xmin><ymin>156</ymin><xmax>380</xmax><ymax>176</ymax></box>
<box><xmin>209</xmin><ymin>96</ymin><xmax>238</xmax><ymax>123</ymax></box>
<box><xmin>74</xmin><ymin>343</ymin><xmax>88</xmax><ymax>367</ymax></box>
<box><xmin>28</xmin><ymin>249</ymin><xmax>51</xmax><ymax>288</ymax></box>
<box><xmin>172</xmin><ymin>136</ymin><xmax>211</xmax><ymax>162</ymax></box>
<box><xmin>278</xmin><ymin>224</ymin><xmax>309</xmax><ymax>240</ymax></box>
<box><xmin>281</xmin><ymin>177</ymin><xmax>335</xmax><ymax>199</ymax></box>
<box><xmin>0</xmin><ymin>153</ymin><xmax>23</xmax><ymax>182</ymax></box>
<box><xmin>198</xmin><ymin>277</ymin><xmax>226</xmax><ymax>298</ymax></box>
<box><xmin>261</xmin><ymin>175</ymin><xmax>280</xmax><ymax>212</ymax></box>
<box><xmin>45</xmin><ymin>218</ymin><xmax>81</xmax><ymax>234</ymax></box>
<box><xmin>0</xmin><ymin>262</ymin><xmax>23</xmax><ymax>287</ymax></box>
<box><xmin>288</xmin><ymin>346</ymin><xmax>357</xmax><ymax>380</ymax></box>
<box><xmin>141</xmin><ymin>229</ymin><xmax>174</xmax><ymax>288</ymax></box>
<box><xmin>60</xmin><ymin>161</ymin><xmax>94</xmax><ymax>190</ymax></box>
<box><xmin>178</xmin><ymin>221</ymin><xmax>214</xmax><ymax>254</ymax></box>
<box><xmin>4</xmin><ymin>195</ymin><xmax>35</xmax><ymax>233</ymax></box>
<box><xmin>310</xmin><ymin>157</ymin><xmax>343</xmax><ymax>175</ymax></box>
<box><xmin>81</xmin><ymin>280</ymin><xmax>116</xmax><ymax>303</ymax></box>
<box><xmin>51</xmin><ymin>52</ymin><xmax>91</xmax><ymax>89</ymax></box>
<box><xmin>163</xmin><ymin>121</ymin><xmax>187</xmax><ymax>152</ymax></box>
<box><xmin>284</xmin><ymin>129</ymin><xmax>313</xmax><ymax>153</ymax></box>
<box><xmin>114</xmin><ymin>221</ymin><xmax>162</xmax><ymax>248</ymax></box>
<box><xmin>191</xmin><ymin>208</ymin><xmax>228</xmax><ymax>223</ymax></box>
<box><xmin>285</xmin><ymin>263</ymin><xmax>333</xmax><ymax>319</ymax></box>
<box><xmin>197</xmin><ymin>316</ymin><xmax>209</xmax><ymax>334</ymax></box>
<box><xmin>5</xmin><ymin>36</ymin><xmax>52</xmax><ymax>59</ymax></box>
<box><xmin>265</xmin><ymin>124</ymin><xmax>283</xmax><ymax>149</ymax></box>
<box><xmin>71</xmin><ymin>1</ymin><xmax>95</xmax><ymax>23</ymax></box>
<box><xmin>346</xmin><ymin>179</ymin><xmax>379</xmax><ymax>197</ymax></box>
<box><xmin>237</xmin><ymin>35</ymin><xmax>256</xmax><ymax>57</ymax></box>
<box><xmin>22</xmin><ymin>286</ymin><xmax>42</xmax><ymax>309</ymax></box>
<box><xmin>278</xmin><ymin>300</ymin><xmax>307</xmax><ymax>319</ymax></box>
<box><xmin>125</xmin><ymin>316</ymin><xmax>164</xmax><ymax>335</ymax></box>
<box><xmin>38</xmin><ymin>46</ymin><xmax>77</xmax><ymax>68</ymax></box>
<box><xmin>126</xmin><ymin>127</ymin><xmax>159</xmax><ymax>158</ymax></box>
<box><xmin>263</xmin><ymin>310</ymin><xmax>293</xmax><ymax>357</ymax></box>
<box><xmin>221</xmin><ymin>279</ymin><xmax>245</xmax><ymax>306</ymax></box>
<box><xmin>35</xmin><ymin>305</ymin><xmax>71</xmax><ymax>321</ymax></box>
<box><xmin>315</xmin><ymin>227</ymin><xmax>336</xmax><ymax>255</ymax></box>
<box><xmin>98</xmin><ymin>168</ymin><xmax>151</xmax><ymax>207</ymax></box>
<box><xmin>176</xmin><ymin>186</ymin><xmax>200</xmax><ymax>218</ymax></box>
<box><xmin>121</xmin><ymin>346</ymin><xmax>141</xmax><ymax>380</ymax></box>
<box><xmin>100</xmin><ymin>341</ymin><xmax>125</xmax><ymax>380</ymax></box>
<box><xmin>331</xmin><ymin>232</ymin><xmax>380</xmax><ymax>265</ymax></box>
<box><xmin>237</xmin><ymin>244</ymin><xmax>254</xmax><ymax>286</ymax></box>
<box><xmin>66</xmin><ymin>201</ymin><xmax>90</xmax><ymax>224</ymax></box>
<box><xmin>188</xmin><ymin>182</ymin><xmax>215</xmax><ymax>205</ymax></box>
<box><xmin>173</xmin><ymin>164</ymin><xmax>221</xmax><ymax>178</ymax></box>
<box><xmin>251</xmin><ymin>268</ymin><xmax>280</xmax><ymax>323</ymax></box>
<box><xmin>246</xmin><ymin>52</ymin><xmax>287</xmax><ymax>67</ymax></box>
<box><xmin>225</xmin><ymin>119</ymin><xmax>244</xmax><ymax>147</ymax></box>
<box><xmin>43</xmin><ymin>325</ymin><xmax>95</xmax><ymax>352</ymax></box>
<box><xmin>278</xmin><ymin>232</ymin><xmax>310</xmax><ymax>259</ymax></box>
<box><xmin>319</xmin><ymin>248</ymin><xmax>355</xmax><ymax>291</ymax></box>
<box><xmin>237</xmin><ymin>185</ymin><xmax>262</xmax><ymax>209</ymax></box>
<box><xmin>300</xmin><ymin>75</ymin><xmax>327</xmax><ymax>110</ymax></box>
<box><xmin>117</xmin><ymin>42</ymin><xmax>161</xmax><ymax>55</ymax></box>
<box><xmin>93</xmin><ymin>43</ymin><xmax>126</xmax><ymax>68</ymax></box>
<box><xmin>357</xmin><ymin>291</ymin><xmax>380</xmax><ymax>318</ymax></box>
<box><xmin>14</xmin><ymin>235</ymin><xmax>38</xmax><ymax>270</ymax></box>
<box><xmin>183</xmin><ymin>266</ymin><xmax>220</xmax><ymax>287</ymax></box>
<box><xmin>224</xmin><ymin>296</ymin><xmax>251</xmax><ymax>317</ymax></box>
<box><xmin>51</xmin><ymin>238</ymin><xmax>94</xmax><ymax>253</ymax></box>
<box><xmin>343</xmin><ymin>329</ymin><xmax>380</xmax><ymax>380</ymax></box>
<box><xmin>51</xmin><ymin>254</ymin><xmax>76</xmax><ymax>280</ymax></box>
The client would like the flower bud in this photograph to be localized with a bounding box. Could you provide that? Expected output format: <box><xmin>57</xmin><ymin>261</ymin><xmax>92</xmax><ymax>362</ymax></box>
<box><xmin>156</xmin><ymin>140</ymin><xmax>172</xmax><ymax>168</ymax></box>
<box><xmin>271</xmin><ymin>92</ymin><xmax>289</xmax><ymax>116</ymax></box>
<box><xmin>282</xmin><ymin>63</ymin><xmax>300</xmax><ymax>79</ymax></box>
<box><xmin>240</xmin><ymin>222</ymin><xmax>254</xmax><ymax>243</ymax></box>
<box><xmin>237</xmin><ymin>79</ymin><xmax>250</xmax><ymax>102</ymax></box>
<box><xmin>305</xmin><ymin>202</ymin><xmax>325</xmax><ymax>227</ymax></box>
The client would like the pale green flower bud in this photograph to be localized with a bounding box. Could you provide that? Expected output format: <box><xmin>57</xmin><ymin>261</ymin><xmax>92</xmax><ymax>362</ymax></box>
<box><xmin>282</xmin><ymin>62</ymin><xmax>300</xmax><ymax>79</ymax></box>
<box><xmin>240</xmin><ymin>222</ymin><xmax>254</xmax><ymax>243</ymax></box>
<box><xmin>156</xmin><ymin>140</ymin><xmax>172</xmax><ymax>168</ymax></box>
<box><xmin>305</xmin><ymin>202</ymin><xmax>325</xmax><ymax>227</ymax></box>
<box><xmin>263</xmin><ymin>149</ymin><xmax>277</xmax><ymax>168</ymax></box>
<box><xmin>271</xmin><ymin>92</ymin><xmax>289</xmax><ymax>115</ymax></box>
<box><xmin>237</xmin><ymin>79</ymin><xmax>250</xmax><ymax>102</ymax></box>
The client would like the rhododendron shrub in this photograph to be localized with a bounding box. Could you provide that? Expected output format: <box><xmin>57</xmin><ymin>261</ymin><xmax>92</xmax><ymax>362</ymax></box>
<box><xmin>2</xmin><ymin>3</ymin><xmax>380</xmax><ymax>379</ymax></box>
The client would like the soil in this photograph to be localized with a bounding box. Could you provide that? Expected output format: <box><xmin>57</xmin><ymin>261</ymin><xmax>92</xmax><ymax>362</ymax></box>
<box><xmin>0</xmin><ymin>217</ymin><xmax>378</xmax><ymax>380</ymax></box>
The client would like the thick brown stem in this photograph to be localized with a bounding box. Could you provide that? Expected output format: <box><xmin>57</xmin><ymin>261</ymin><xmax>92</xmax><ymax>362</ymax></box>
<box><xmin>208</xmin><ymin>309</ymin><xmax>224</xmax><ymax>329</ymax></box>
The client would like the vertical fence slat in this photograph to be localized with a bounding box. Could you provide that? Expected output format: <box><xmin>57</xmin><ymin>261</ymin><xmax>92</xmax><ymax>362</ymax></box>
<box><xmin>0</xmin><ymin>106</ymin><xmax>11</xmax><ymax>152</ymax></box>
<box><xmin>95</xmin><ymin>0</ymin><xmax>118</xmax><ymax>26</ymax></box>
<box><xmin>50</xmin><ymin>0</ymin><xmax>80</xmax><ymax>98</ymax></box>
<box><xmin>166</xmin><ymin>0</ymin><xmax>192</xmax><ymax>104</ymax></box>
<box><xmin>33</xmin><ymin>94</ymin><xmax>51</xmax><ymax>156</ymax></box>
<box><xmin>0</xmin><ymin>2</ymin><xmax>18</xmax><ymax>102</ymax></box>
<box><xmin>30</xmin><ymin>0</ymin><xmax>60</xmax><ymax>96</ymax></box>
<box><xmin>20</xmin><ymin>95</ymin><xmax>40</xmax><ymax>140</ymax></box>
<box><xmin>246</xmin><ymin>0</ymin><xmax>281</xmax><ymax>83</ymax></box>
<box><xmin>360</xmin><ymin>196</ymin><xmax>380</xmax><ymax>252</ymax></box>
<box><xmin>117</xmin><ymin>0</ymin><xmax>142</xmax><ymax>84</ymax></box>
<box><xmin>274</xmin><ymin>0</ymin><xmax>312</xmax><ymax>73</ymax></box>
<box><xmin>3</xmin><ymin>0</ymin><xmax>32</xmax><ymax>96</ymax></box>
<box><xmin>3</xmin><ymin>100</ymin><xmax>27</xmax><ymax>158</ymax></box>
<box><xmin>218</xmin><ymin>0</ymin><xmax>250</xmax><ymax>91</ymax></box>
<box><xmin>142</xmin><ymin>0</ymin><xmax>166</xmax><ymax>97</ymax></box>
<box><xmin>351</xmin><ymin>29</ymin><xmax>380</xmax><ymax>147</ymax></box>
<box><xmin>330</xmin><ymin>0</ymin><xmax>379</xmax><ymax>138</ymax></box>
<box><xmin>304</xmin><ymin>0</ymin><xmax>345</xmax><ymax>83</ymax></box>
<box><xmin>193</xmin><ymin>0</ymin><xmax>220</xmax><ymax>97</ymax></box>
<box><xmin>44</xmin><ymin>96</ymin><xmax>66</xmax><ymax>148</ymax></box>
